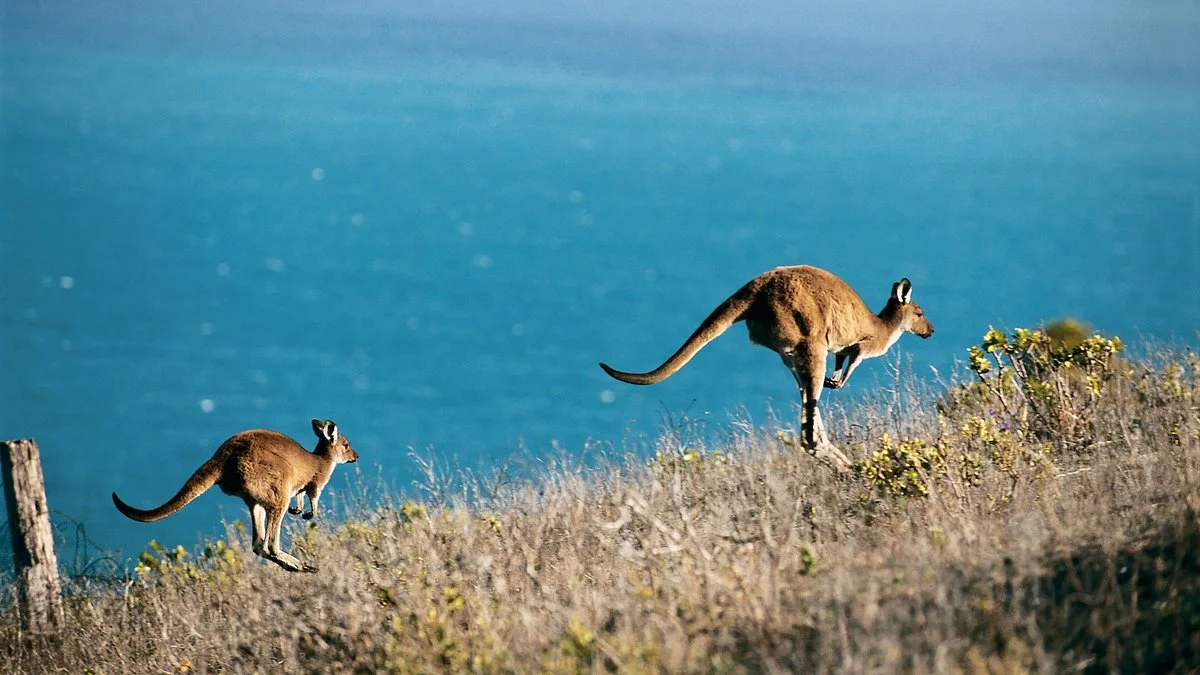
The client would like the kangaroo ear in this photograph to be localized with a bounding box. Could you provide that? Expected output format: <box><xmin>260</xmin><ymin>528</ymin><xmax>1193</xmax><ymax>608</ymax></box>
<box><xmin>323</xmin><ymin>420</ymin><xmax>339</xmax><ymax>443</ymax></box>
<box><xmin>893</xmin><ymin>278</ymin><xmax>913</xmax><ymax>304</ymax></box>
<box><xmin>312</xmin><ymin>419</ymin><xmax>324</xmax><ymax>438</ymax></box>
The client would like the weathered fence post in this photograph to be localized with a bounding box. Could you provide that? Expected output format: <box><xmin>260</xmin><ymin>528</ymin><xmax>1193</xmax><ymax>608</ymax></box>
<box><xmin>2</xmin><ymin>438</ymin><xmax>63</xmax><ymax>632</ymax></box>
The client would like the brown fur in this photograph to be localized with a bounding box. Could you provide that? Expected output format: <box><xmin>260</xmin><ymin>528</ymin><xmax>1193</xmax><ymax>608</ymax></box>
<box><xmin>112</xmin><ymin>419</ymin><xmax>358</xmax><ymax>572</ymax></box>
<box><xmin>600</xmin><ymin>265</ymin><xmax>934</xmax><ymax>464</ymax></box>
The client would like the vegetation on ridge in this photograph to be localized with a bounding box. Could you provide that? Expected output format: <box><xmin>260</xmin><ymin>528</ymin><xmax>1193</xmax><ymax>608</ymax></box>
<box><xmin>2</xmin><ymin>326</ymin><xmax>1198</xmax><ymax>673</ymax></box>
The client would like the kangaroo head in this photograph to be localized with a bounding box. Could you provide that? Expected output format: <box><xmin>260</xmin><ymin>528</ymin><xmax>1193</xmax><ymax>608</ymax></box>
<box><xmin>311</xmin><ymin>419</ymin><xmax>359</xmax><ymax>463</ymax></box>
<box><xmin>885</xmin><ymin>278</ymin><xmax>935</xmax><ymax>338</ymax></box>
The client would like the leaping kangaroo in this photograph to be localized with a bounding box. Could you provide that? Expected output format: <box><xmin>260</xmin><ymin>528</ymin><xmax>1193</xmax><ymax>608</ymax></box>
<box><xmin>600</xmin><ymin>265</ymin><xmax>934</xmax><ymax>465</ymax></box>
<box><xmin>113</xmin><ymin>419</ymin><xmax>358</xmax><ymax>573</ymax></box>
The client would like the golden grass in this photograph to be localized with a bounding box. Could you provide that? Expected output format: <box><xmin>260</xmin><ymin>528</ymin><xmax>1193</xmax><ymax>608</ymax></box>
<box><xmin>3</xmin><ymin>332</ymin><xmax>1198</xmax><ymax>673</ymax></box>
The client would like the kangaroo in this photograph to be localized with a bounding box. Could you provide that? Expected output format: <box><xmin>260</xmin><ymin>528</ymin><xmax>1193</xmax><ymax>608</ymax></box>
<box><xmin>600</xmin><ymin>266</ymin><xmax>934</xmax><ymax>466</ymax></box>
<box><xmin>112</xmin><ymin>419</ymin><xmax>358</xmax><ymax>573</ymax></box>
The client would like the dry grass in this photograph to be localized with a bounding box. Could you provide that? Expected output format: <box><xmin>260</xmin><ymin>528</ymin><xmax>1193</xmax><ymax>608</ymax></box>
<box><xmin>2</xmin><ymin>330</ymin><xmax>1199</xmax><ymax>674</ymax></box>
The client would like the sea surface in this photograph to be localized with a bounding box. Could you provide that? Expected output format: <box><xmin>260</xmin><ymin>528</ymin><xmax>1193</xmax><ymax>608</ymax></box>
<box><xmin>2</xmin><ymin>2</ymin><xmax>1199</xmax><ymax>567</ymax></box>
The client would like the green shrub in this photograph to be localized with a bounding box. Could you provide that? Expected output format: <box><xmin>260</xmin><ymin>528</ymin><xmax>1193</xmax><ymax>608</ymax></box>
<box><xmin>954</xmin><ymin>325</ymin><xmax>1124</xmax><ymax>450</ymax></box>
<box><xmin>856</xmin><ymin>433</ymin><xmax>949</xmax><ymax>499</ymax></box>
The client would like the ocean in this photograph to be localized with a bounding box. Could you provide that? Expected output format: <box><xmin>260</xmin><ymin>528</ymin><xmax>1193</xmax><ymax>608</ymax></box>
<box><xmin>2</xmin><ymin>1</ymin><xmax>1198</xmax><ymax>566</ymax></box>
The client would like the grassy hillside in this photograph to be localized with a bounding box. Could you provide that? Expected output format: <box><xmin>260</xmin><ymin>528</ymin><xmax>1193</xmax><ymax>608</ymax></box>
<box><xmin>3</xmin><ymin>328</ymin><xmax>1198</xmax><ymax>673</ymax></box>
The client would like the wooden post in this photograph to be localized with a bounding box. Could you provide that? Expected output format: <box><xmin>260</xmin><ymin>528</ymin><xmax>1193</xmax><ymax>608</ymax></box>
<box><xmin>2</xmin><ymin>439</ymin><xmax>63</xmax><ymax>632</ymax></box>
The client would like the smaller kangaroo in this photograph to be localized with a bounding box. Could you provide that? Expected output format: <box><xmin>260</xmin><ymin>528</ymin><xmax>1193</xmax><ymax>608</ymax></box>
<box><xmin>600</xmin><ymin>266</ymin><xmax>934</xmax><ymax>466</ymax></box>
<box><xmin>112</xmin><ymin>419</ymin><xmax>358</xmax><ymax>573</ymax></box>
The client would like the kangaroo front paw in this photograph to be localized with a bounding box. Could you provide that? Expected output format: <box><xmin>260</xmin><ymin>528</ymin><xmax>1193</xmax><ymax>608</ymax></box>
<box><xmin>288</xmin><ymin>507</ymin><xmax>303</xmax><ymax>515</ymax></box>
<box><xmin>302</xmin><ymin>512</ymin><xmax>315</xmax><ymax>520</ymax></box>
<box><xmin>823</xmin><ymin>377</ymin><xmax>840</xmax><ymax>389</ymax></box>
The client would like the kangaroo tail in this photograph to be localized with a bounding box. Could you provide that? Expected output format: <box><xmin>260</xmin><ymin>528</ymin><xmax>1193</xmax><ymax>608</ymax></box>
<box><xmin>600</xmin><ymin>286</ymin><xmax>754</xmax><ymax>385</ymax></box>
<box><xmin>112</xmin><ymin>455</ymin><xmax>223</xmax><ymax>522</ymax></box>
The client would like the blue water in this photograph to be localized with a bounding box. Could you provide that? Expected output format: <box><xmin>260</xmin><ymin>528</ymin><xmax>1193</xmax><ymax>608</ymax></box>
<box><xmin>2</xmin><ymin>2</ymin><xmax>1199</xmax><ymax>566</ymax></box>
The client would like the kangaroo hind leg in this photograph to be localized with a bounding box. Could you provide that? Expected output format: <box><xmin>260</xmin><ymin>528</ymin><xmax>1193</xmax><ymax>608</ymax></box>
<box><xmin>780</xmin><ymin>350</ymin><xmax>825</xmax><ymax>448</ymax></box>
<box><xmin>249</xmin><ymin>502</ymin><xmax>269</xmax><ymax>557</ymax></box>
<box><xmin>781</xmin><ymin>349</ymin><xmax>852</xmax><ymax>471</ymax></box>
<box><xmin>265</xmin><ymin>501</ymin><xmax>313</xmax><ymax>573</ymax></box>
